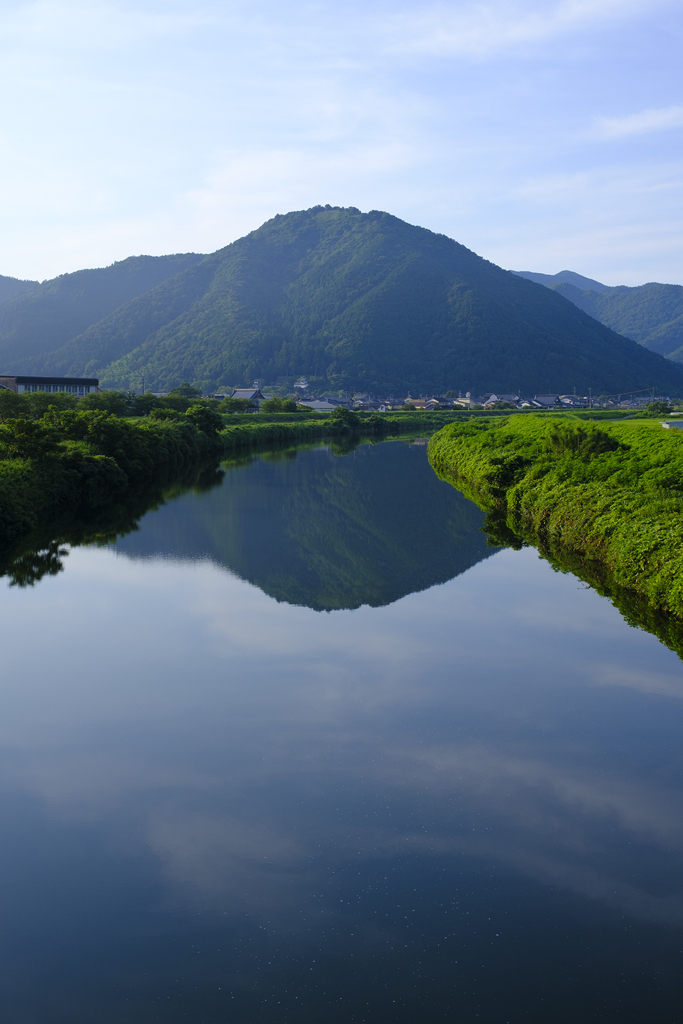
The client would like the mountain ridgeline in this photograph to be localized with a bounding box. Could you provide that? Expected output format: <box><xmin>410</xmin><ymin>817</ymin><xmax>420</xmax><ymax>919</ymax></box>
<box><xmin>514</xmin><ymin>270</ymin><xmax>683</xmax><ymax>365</ymax></box>
<box><xmin>0</xmin><ymin>274</ymin><xmax>39</xmax><ymax>307</ymax></box>
<box><xmin>0</xmin><ymin>254</ymin><xmax>206</xmax><ymax>371</ymax></box>
<box><xmin>1</xmin><ymin>207</ymin><xmax>681</xmax><ymax>395</ymax></box>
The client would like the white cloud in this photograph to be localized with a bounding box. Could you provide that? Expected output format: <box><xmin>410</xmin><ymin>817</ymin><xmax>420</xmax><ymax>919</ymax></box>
<box><xmin>596</xmin><ymin>104</ymin><xmax>683</xmax><ymax>139</ymax></box>
<box><xmin>382</xmin><ymin>0</ymin><xmax>653</xmax><ymax>57</ymax></box>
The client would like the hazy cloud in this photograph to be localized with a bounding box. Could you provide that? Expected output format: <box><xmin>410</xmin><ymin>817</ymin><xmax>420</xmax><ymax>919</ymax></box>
<box><xmin>596</xmin><ymin>104</ymin><xmax>683</xmax><ymax>139</ymax></box>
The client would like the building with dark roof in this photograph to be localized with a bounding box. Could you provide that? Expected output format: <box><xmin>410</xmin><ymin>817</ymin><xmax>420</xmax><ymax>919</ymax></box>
<box><xmin>0</xmin><ymin>375</ymin><xmax>99</xmax><ymax>396</ymax></box>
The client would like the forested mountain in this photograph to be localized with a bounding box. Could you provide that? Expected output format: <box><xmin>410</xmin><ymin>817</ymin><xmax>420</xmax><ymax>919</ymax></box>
<box><xmin>514</xmin><ymin>270</ymin><xmax>683</xmax><ymax>365</ymax></box>
<box><xmin>0</xmin><ymin>253</ymin><xmax>205</xmax><ymax>372</ymax></box>
<box><xmin>3</xmin><ymin>207</ymin><xmax>682</xmax><ymax>394</ymax></box>
<box><xmin>513</xmin><ymin>269</ymin><xmax>609</xmax><ymax>293</ymax></box>
<box><xmin>0</xmin><ymin>274</ymin><xmax>39</xmax><ymax>307</ymax></box>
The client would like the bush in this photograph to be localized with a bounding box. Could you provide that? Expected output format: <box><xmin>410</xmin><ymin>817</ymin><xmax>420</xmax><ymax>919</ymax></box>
<box><xmin>168</xmin><ymin>383</ymin><xmax>203</xmax><ymax>399</ymax></box>
<box><xmin>261</xmin><ymin>397</ymin><xmax>298</xmax><ymax>412</ymax></box>
<box><xmin>428</xmin><ymin>415</ymin><xmax>683</xmax><ymax>616</ymax></box>
<box><xmin>185</xmin><ymin>403</ymin><xmax>224</xmax><ymax>435</ymax></box>
<box><xmin>148</xmin><ymin>407</ymin><xmax>185</xmax><ymax>422</ymax></box>
<box><xmin>220</xmin><ymin>398</ymin><xmax>252</xmax><ymax>413</ymax></box>
<box><xmin>645</xmin><ymin>400</ymin><xmax>673</xmax><ymax>417</ymax></box>
<box><xmin>79</xmin><ymin>391</ymin><xmax>130</xmax><ymax>416</ymax></box>
<box><xmin>329</xmin><ymin>406</ymin><xmax>361</xmax><ymax>430</ymax></box>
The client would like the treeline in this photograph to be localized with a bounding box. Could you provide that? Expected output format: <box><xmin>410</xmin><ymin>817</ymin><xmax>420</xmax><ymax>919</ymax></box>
<box><xmin>428</xmin><ymin>415</ymin><xmax>683</xmax><ymax>630</ymax></box>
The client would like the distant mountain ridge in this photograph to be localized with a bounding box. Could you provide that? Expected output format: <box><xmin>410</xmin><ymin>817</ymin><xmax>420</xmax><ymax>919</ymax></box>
<box><xmin>0</xmin><ymin>254</ymin><xmax>205</xmax><ymax>373</ymax></box>
<box><xmin>0</xmin><ymin>274</ymin><xmax>39</xmax><ymax>307</ymax></box>
<box><xmin>512</xmin><ymin>269</ymin><xmax>610</xmax><ymax>294</ymax></box>
<box><xmin>1</xmin><ymin>207</ymin><xmax>681</xmax><ymax>394</ymax></box>
<box><xmin>513</xmin><ymin>270</ymin><xmax>683</xmax><ymax>364</ymax></box>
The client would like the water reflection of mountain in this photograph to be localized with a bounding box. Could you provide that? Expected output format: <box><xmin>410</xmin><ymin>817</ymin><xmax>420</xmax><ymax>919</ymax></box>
<box><xmin>114</xmin><ymin>441</ymin><xmax>497</xmax><ymax>610</ymax></box>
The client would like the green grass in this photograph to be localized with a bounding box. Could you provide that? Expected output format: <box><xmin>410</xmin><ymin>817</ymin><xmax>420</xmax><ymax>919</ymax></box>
<box><xmin>428</xmin><ymin>414</ymin><xmax>683</xmax><ymax>626</ymax></box>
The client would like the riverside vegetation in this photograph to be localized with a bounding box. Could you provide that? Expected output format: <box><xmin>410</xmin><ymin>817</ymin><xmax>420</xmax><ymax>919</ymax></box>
<box><xmin>428</xmin><ymin>414</ymin><xmax>683</xmax><ymax>656</ymax></box>
<box><xmin>0</xmin><ymin>389</ymin><xmax>455</xmax><ymax>584</ymax></box>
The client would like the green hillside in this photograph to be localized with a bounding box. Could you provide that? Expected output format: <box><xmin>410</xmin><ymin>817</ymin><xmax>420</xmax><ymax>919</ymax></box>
<box><xmin>515</xmin><ymin>271</ymin><xmax>683</xmax><ymax>366</ymax></box>
<box><xmin>551</xmin><ymin>282</ymin><xmax>683</xmax><ymax>364</ymax></box>
<box><xmin>0</xmin><ymin>274</ymin><xmax>39</xmax><ymax>307</ymax></box>
<box><xmin>0</xmin><ymin>253</ymin><xmax>205</xmax><ymax>372</ymax></box>
<box><xmin>7</xmin><ymin>207</ymin><xmax>683</xmax><ymax>395</ymax></box>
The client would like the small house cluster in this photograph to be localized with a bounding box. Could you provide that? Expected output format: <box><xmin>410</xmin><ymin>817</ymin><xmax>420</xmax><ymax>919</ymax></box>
<box><xmin>215</xmin><ymin>383</ymin><xmax>673</xmax><ymax>413</ymax></box>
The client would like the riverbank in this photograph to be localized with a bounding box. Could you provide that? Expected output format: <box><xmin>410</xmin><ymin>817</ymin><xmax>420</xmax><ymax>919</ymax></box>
<box><xmin>0</xmin><ymin>405</ymin><xmax>452</xmax><ymax>583</ymax></box>
<box><xmin>428</xmin><ymin>415</ymin><xmax>683</xmax><ymax>620</ymax></box>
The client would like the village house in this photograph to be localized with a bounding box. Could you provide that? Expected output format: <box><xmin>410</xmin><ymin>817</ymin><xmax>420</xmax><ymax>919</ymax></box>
<box><xmin>532</xmin><ymin>394</ymin><xmax>561</xmax><ymax>408</ymax></box>
<box><xmin>230</xmin><ymin>386</ymin><xmax>268</xmax><ymax>409</ymax></box>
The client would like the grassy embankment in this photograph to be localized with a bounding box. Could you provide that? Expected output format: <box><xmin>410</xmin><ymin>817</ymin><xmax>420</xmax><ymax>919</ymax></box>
<box><xmin>428</xmin><ymin>414</ymin><xmax>683</xmax><ymax>654</ymax></box>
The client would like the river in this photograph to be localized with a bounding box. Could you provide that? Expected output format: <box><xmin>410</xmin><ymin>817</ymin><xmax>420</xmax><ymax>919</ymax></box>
<box><xmin>0</xmin><ymin>438</ymin><xmax>681</xmax><ymax>1022</ymax></box>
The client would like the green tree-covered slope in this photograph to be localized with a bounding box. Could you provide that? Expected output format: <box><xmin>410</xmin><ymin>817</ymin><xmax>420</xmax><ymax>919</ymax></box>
<box><xmin>514</xmin><ymin>271</ymin><xmax>683</xmax><ymax>366</ymax></box>
<box><xmin>0</xmin><ymin>253</ymin><xmax>205</xmax><ymax>371</ymax></box>
<box><xmin>551</xmin><ymin>282</ymin><xmax>683</xmax><ymax>363</ymax></box>
<box><xmin>7</xmin><ymin>208</ymin><xmax>683</xmax><ymax>395</ymax></box>
<box><xmin>0</xmin><ymin>274</ymin><xmax>39</xmax><ymax>308</ymax></box>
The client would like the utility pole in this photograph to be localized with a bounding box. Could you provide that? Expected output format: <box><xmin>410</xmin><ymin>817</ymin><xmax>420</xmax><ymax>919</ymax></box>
<box><xmin>142</xmin><ymin>376</ymin><xmax>145</xmax><ymax>395</ymax></box>
<box><xmin>589</xmin><ymin>387</ymin><xmax>592</xmax><ymax>409</ymax></box>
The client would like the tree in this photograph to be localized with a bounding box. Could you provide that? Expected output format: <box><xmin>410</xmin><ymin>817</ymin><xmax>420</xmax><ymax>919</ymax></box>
<box><xmin>128</xmin><ymin>392</ymin><xmax>159</xmax><ymax>416</ymax></box>
<box><xmin>646</xmin><ymin>400</ymin><xmax>672</xmax><ymax>416</ymax></box>
<box><xmin>79</xmin><ymin>391</ymin><xmax>130</xmax><ymax>416</ymax></box>
<box><xmin>0</xmin><ymin>389</ymin><xmax>23</xmax><ymax>421</ymax></box>
<box><xmin>0</xmin><ymin>418</ymin><xmax>61</xmax><ymax>460</ymax></box>
<box><xmin>168</xmin><ymin>383</ymin><xmax>203</xmax><ymax>399</ymax></box>
<box><xmin>329</xmin><ymin>405</ymin><xmax>361</xmax><ymax>430</ymax></box>
<box><xmin>261</xmin><ymin>397</ymin><xmax>298</xmax><ymax>412</ymax></box>
<box><xmin>185</xmin><ymin>403</ymin><xmax>224</xmax><ymax>435</ymax></box>
<box><xmin>148</xmin><ymin>407</ymin><xmax>185</xmax><ymax>422</ymax></box>
<box><xmin>221</xmin><ymin>397</ymin><xmax>251</xmax><ymax>413</ymax></box>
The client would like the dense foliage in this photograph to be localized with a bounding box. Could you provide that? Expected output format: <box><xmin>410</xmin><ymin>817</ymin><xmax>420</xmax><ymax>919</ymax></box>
<box><xmin>0</xmin><ymin>273</ymin><xmax>38</xmax><ymax>307</ymax></box>
<box><xmin>0</xmin><ymin>253</ymin><xmax>205</xmax><ymax>370</ymax></box>
<box><xmin>4</xmin><ymin>207</ymin><xmax>680</xmax><ymax>395</ymax></box>
<box><xmin>0</xmin><ymin>404</ymin><xmax>224</xmax><ymax>556</ymax></box>
<box><xmin>428</xmin><ymin>415</ymin><xmax>683</xmax><ymax>617</ymax></box>
<box><xmin>536</xmin><ymin>280</ymin><xmax>683</xmax><ymax>365</ymax></box>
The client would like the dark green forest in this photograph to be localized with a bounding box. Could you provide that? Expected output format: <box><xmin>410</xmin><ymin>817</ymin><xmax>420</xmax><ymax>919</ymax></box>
<box><xmin>516</xmin><ymin>272</ymin><xmax>683</xmax><ymax>365</ymax></box>
<box><xmin>0</xmin><ymin>274</ymin><xmax>38</xmax><ymax>307</ymax></box>
<box><xmin>0</xmin><ymin>253</ymin><xmax>205</xmax><ymax>370</ymax></box>
<box><xmin>2</xmin><ymin>207</ymin><xmax>680</xmax><ymax>396</ymax></box>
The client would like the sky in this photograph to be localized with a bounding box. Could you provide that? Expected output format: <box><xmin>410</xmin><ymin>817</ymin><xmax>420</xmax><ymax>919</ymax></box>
<box><xmin>0</xmin><ymin>0</ymin><xmax>681</xmax><ymax>285</ymax></box>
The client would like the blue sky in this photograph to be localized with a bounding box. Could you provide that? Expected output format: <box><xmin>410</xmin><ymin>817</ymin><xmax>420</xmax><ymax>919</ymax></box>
<box><xmin>1</xmin><ymin>0</ymin><xmax>681</xmax><ymax>284</ymax></box>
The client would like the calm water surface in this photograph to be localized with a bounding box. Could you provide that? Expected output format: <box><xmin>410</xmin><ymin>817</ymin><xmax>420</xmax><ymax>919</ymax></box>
<box><xmin>1</xmin><ymin>440</ymin><xmax>682</xmax><ymax>1022</ymax></box>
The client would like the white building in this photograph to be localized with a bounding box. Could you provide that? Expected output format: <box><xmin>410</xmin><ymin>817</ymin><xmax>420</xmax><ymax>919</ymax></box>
<box><xmin>0</xmin><ymin>375</ymin><xmax>99</xmax><ymax>395</ymax></box>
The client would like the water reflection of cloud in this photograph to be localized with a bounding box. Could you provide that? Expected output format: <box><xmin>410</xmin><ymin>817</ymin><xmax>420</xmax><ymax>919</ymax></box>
<box><xmin>147</xmin><ymin>810</ymin><xmax>308</xmax><ymax>917</ymax></box>
<box><xmin>591</xmin><ymin>663</ymin><xmax>683</xmax><ymax>699</ymax></box>
<box><xmin>2</xmin><ymin>544</ymin><xmax>683</xmax><ymax>939</ymax></box>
